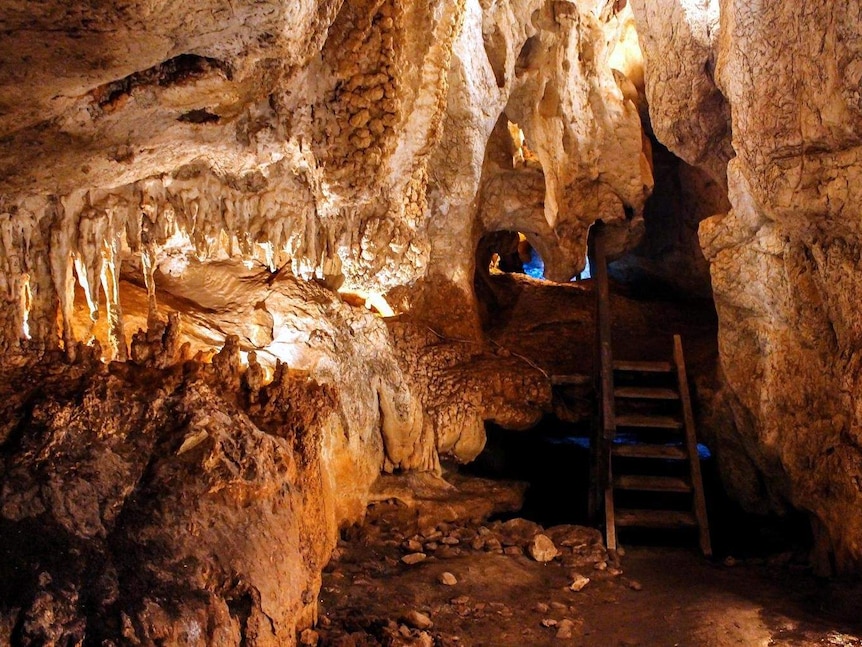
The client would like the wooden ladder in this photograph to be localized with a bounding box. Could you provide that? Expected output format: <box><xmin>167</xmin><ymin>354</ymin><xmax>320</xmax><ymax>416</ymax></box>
<box><xmin>589</xmin><ymin>224</ymin><xmax>711</xmax><ymax>557</ymax></box>
<box><xmin>606</xmin><ymin>339</ymin><xmax>712</xmax><ymax>557</ymax></box>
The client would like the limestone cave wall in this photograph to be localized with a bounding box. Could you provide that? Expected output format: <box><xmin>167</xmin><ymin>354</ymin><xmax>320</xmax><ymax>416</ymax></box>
<box><xmin>630</xmin><ymin>0</ymin><xmax>862</xmax><ymax>572</ymax></box>
<box><xmin>0</xmin><ymin>0</ymin><xmax>654</xmax><ymax>642</ymax></box>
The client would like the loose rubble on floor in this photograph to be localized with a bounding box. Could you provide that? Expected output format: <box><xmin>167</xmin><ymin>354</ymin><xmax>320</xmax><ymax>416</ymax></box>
<box><xmin>305</xmin><ymin>472</ymin><xmax>862</xmax><ymax>647</ymax></box>
<box><xmin>313</xmin><ymin>499</ymin><xmax>620</xmax><ymax>646</ymax></box>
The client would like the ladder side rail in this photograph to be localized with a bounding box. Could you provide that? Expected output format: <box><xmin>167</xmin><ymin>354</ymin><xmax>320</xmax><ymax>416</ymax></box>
<box><xmin>591</xmin><ymin>222</ymin><xmax>617</xmax><ymax>551</ymax></box>
<box><xmin>673</xmin><ymin>334</ymin><xmax>713</xmax><ymax>557</ymax></box>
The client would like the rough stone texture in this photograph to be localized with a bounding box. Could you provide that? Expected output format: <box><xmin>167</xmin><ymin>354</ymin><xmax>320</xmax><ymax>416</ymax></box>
<box><xmin>3</xmin><ymin>0</ymin><xmax>862</xmax><ymax>643</ymax></box>
<box><xmin>410</xmin><ymin>0</ymin><xmax>653</xmax><ymax>337</ymax></box>
<box><xmin>628</xmin><ymin>0</ymin><xmax>733</xmax><ymax>186</ymax></box>
<box><xmin>0</xmin><ymin>344</ymin><xmax>343</xmax><ymax>645</ymax></box>
<box><xmin>0</xmin><ymin>0</ymin><xmax>463</xmax><ymax>332</ymax></box>
<box><xmin>368</xmin><ymin>472</ymin><xmax>528</xmax><ymax>532</ymax></box>
<box><xmin>629</xmin><ymin>0</ymin><xmax>862</xmax><ymax>571</ymax></box>
<box><xmin>125</xmin><ymin>264</ymin><xmax>424</xmax><ymax>483</ymax></box>
<box><xmin>0</xmin><ymin>0</ymin><xmax>654</xmax><ymax>345</ymax></box>
<box><xmin>705</xmin><ymin>0</ymin><xmax>862</xmax><ymax>572</ymax></box>
<box><xmin>527</xmin><ymin>534</ymin><xmax>559</xmax><ymax>563</ymax></box>
<box><xmin>387</xmin><ymin>318</ymin><xmax>551</xmax><ymax>468</ymax></box>
<box><xmin>504</xmin><ymin>1</ymin><xmax>653</xmax><ymax>245</ymax></box>
<box><xmin>321</xmin><ymin>498</ymin><xmax>862</xmax><ymax>647</ymax></box>
<box><xmin>0</xmin><ymin>2</ymin><xmax>340</xmax><ymax>194</ymax></box>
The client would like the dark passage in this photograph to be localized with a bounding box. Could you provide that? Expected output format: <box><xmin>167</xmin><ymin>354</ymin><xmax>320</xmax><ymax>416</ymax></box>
<box><xmin>464</xmin><ymin>417</ymin><xmax>814</xmax><ymax>563</ymax></box>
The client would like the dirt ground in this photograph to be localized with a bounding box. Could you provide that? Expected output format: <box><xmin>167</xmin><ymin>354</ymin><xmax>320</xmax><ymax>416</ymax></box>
<box><xmin>310</xmin><ymin>474</ymin><xmax>862</xmax><ymax>647</ymax></box>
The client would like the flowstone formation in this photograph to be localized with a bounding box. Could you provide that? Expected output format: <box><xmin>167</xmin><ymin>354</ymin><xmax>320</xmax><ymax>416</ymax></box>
<box><xmin>0</xmin><ymin>328</ymin><xmax>343</xmax><ymax>645</ymax></box>
<box><xmin>629</xmin><ymin>0</ymin><xmax>862</xmax><ymax>571</ymax></box>
<box><xmin>0</xmin><ymin>0</ymin><xmax>658</xmax><ymax>642</ymax></box>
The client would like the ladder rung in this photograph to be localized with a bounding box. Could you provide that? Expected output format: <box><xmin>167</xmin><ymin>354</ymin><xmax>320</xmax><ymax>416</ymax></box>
<box><xmin>612</xmin><ymin>444</ymin><xmax>687</xmax><ymax>460</ymax></box>
<box><xmin>613</xmin><ymin>360</ymin><xmax>673</xmax><ymax>373</ymax></box>
<box><xmin>615</xmin><ymin>414</ymin><xmax>683</xmax><ymax>429</ymax></box>
<box><xmin>615</xmin><ymin>509</ymin><xmax>698</xmax><ymax>528</ymax></box>
<box><xmin>615</xmin><ymin>475</ymin><xmax>692</xmax><ymax>492</ymax></box>
<box><xmin>550</xmin><ymin>373</ymin><xmax>592</xmax><ymax>386</ymax></box>
<box><xmin>615</xmin><ymin>386</ymin><xmax>679</xmax><ymax>400</ymax></box>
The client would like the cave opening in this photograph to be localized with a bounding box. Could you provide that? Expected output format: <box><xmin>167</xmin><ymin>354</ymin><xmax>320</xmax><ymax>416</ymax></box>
<box><xmin>467</xmin><ymin>145</ymin><xmax>820</xmax><ymax>575</ymax></box>
<box><xmin>483</xmin><ymin>230</ymin><xmax>534</xmax><ymax>277</ymax></box>
<box><xmin>474</xmin><ymin>229</ymin><xmax>594</xmax><ymax>331</ymax></box>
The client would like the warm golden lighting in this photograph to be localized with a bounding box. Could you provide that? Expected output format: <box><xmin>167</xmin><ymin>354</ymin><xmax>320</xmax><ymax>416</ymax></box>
<box><xmin>607</xmin><ymin>4</ymin><xmax>645</xmax><ymax>93</ymax></box>
<box><xmin>365</xmin><ymin>292</ymin><xmax>395</xmax><ymax>317</ymax></box>
<box><xmin>21</xmin><ymin>272</ymin><xmax>32</xmax><ymax>340</ymax></box>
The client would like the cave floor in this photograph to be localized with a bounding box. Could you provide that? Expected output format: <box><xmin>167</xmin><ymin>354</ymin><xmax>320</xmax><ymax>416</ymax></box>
<box><xmin>314</xmin><ymin>480</ymin><xmax>862</xmax><ymax>647</ymax></box>
<box><xmin>306</xmin><ymin>274</ymin><xmax>862</xmax><ymax>646</ymax></box>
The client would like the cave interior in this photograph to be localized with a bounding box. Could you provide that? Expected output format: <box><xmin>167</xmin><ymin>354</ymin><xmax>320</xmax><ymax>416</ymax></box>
<box><xmin>1</xmin><ymin>0</ymin><xmax>862</xmax><ymax>645</ymax></box>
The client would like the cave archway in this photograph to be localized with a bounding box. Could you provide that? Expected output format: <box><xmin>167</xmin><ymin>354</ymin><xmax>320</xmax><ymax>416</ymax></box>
<box><xmin>479</xmin><ymin>230</ymin><xmax>535</xmax><ymax>276</ymax></box>
<box><xmin>473</xmin><ymin>230</ymin><xmax>548</xmax><ymax>330</ymax></box>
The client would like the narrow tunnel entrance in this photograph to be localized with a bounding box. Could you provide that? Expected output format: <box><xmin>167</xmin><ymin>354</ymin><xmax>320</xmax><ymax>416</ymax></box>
<box><xmin>474</xmin><ymin>230</ymin><xmax>592</xmax><ymax>330</ymax></box>
<box><xmin>480</xmin><ymin>230</ymin><xmax>534</xmax><ymax>276</ymax></box>
<box><xmin>467</xmin><ymin>149</ymin><xmax>816</xmax><ymax>564</ymax></box>
<box><xmin>476</xmin><ymin>230</ymin><xmax>592</xmax><ymax>284</ymax></box>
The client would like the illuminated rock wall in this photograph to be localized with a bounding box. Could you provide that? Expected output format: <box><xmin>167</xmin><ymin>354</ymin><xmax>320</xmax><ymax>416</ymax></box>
<box><xmin>632</xmin><ymin>0</ymin><xmax>862</xmax><ymax>571</ymax></box>
<box><xmin>0</xmin><ymin>1</ymin><xmax>656</xmax><ymax>641</ymax></box>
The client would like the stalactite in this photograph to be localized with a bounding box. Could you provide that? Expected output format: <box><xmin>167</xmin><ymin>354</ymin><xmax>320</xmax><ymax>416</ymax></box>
<box><xmin>124</xmin><ymin>189</ymin><xmax>143</xmax><ymax>255</ymax></box>
<box><xmin>101</xmin><ymin>228</ymin><xmax>128</xmax><ymax>361</ymax></box>
<box><xmin>20</xmin><ymin>273</ymin><xmax>32</xmax><ymax>340</ymax></box>
<box><xmin>0</xmin><ymin>208</ymin><xmax>25</xmax><ymax>349</ymax></box>
<box><xmin>141</xmin><ymin>241</ymin><xmax>160</xmax><ymax>329</ymax></box>
<box><xmin>6</xmin><ymin>199</ymin><xmax>55</xmax><ymax>353</ymax></box>
<box><xmin>74</xmin><ymin>203</ymin><xmax>109</xmax><ymax>339</ymax></box>
<box><xmin>48</xmin><ymin>200</ymin><xmax>77</xmax><ymax>359</ymax></box>
<box><xmin>139</xmin><ymin>187</ymin><xmax>162</xmax><ymax>329</ymax></box>
<box><xmin>0</xmin><ymin>148</ymin><xmax>433</xmax><ymax>358</ymax></box>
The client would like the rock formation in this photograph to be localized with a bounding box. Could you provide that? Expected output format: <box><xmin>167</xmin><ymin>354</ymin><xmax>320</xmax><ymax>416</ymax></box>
<box><xmin>630</xmin><ymin>0</ymin><xmax>862</xmax><ymax>571</ymax></box>
<box><xmin>1</xmin><ymin>329</ymin><xmax>342</xmax><ymax>645</ymax></box>
<box><xmin>0</xmin><ymin>1</ymin><xmax>654</xmax><ymax>640</ymax></box>
<box><xmin>1</xmin><ymin>0</ymin><xmax>862</xmax><ymax>642</ymax></box>
<box><xmin>628</xmin><ymin>0</ymin><xmax>732</xmax><ymax>186</ymax></box>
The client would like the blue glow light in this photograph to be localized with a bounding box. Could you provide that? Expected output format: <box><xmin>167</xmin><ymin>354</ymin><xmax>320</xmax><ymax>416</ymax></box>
<box><xmin>524</xmin><ymin>248</ymin><xmax>545</xmax><ymax>280</ymax></box>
